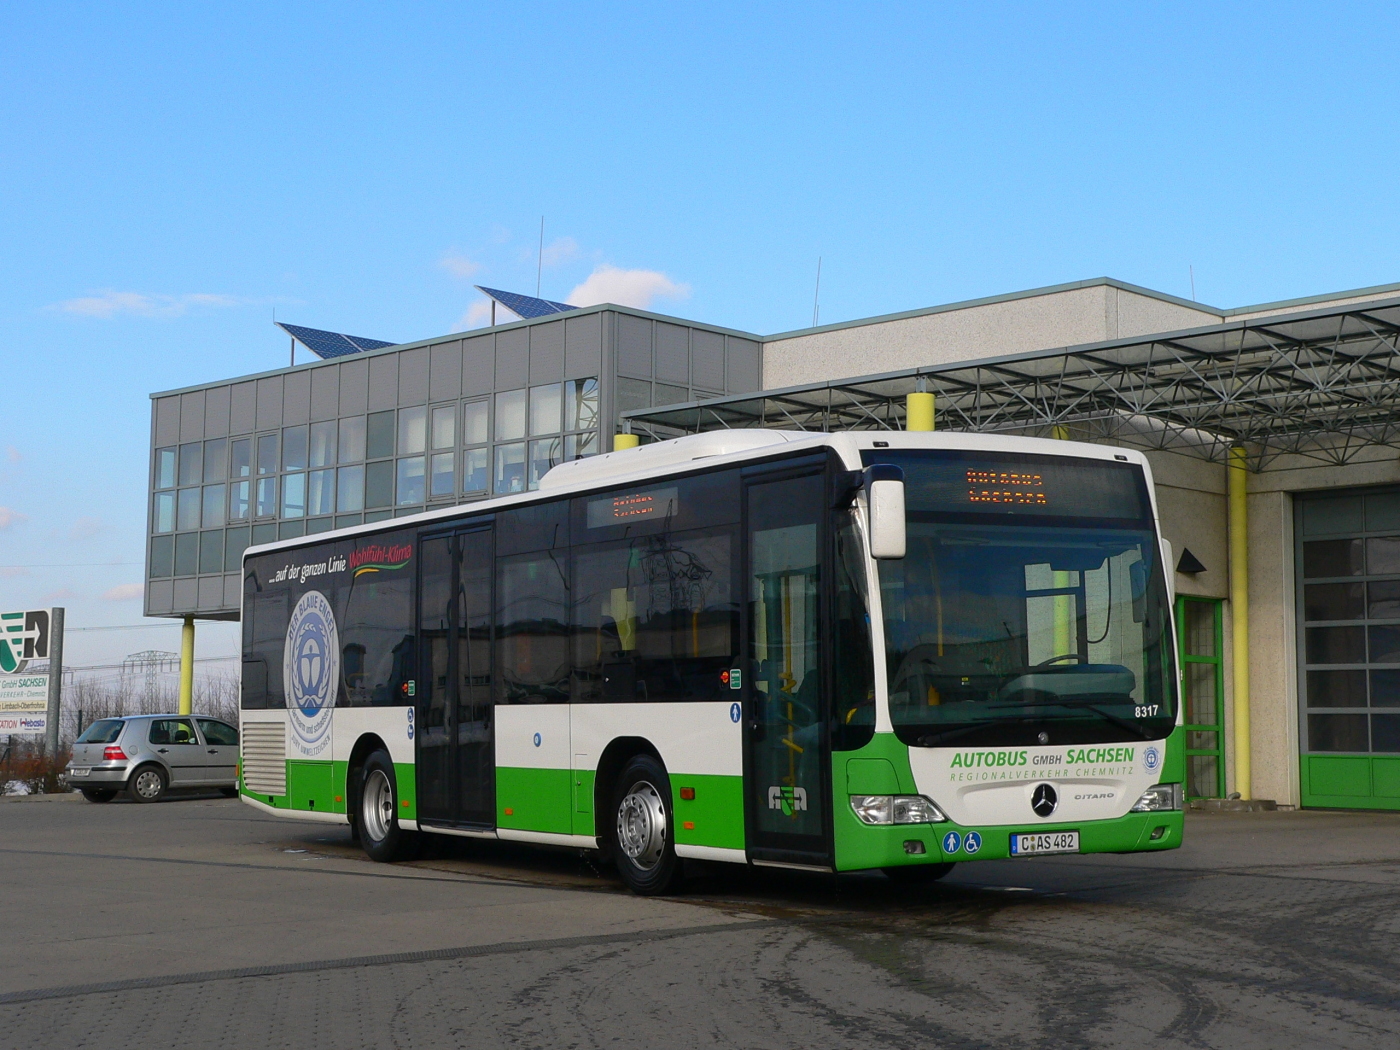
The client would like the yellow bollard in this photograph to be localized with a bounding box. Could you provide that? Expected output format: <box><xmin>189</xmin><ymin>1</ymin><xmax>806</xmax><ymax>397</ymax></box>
<box><xmin>613</xmin><ymin>433</ymin><xmax>640</xmax><ymax>451</ymax></box>
<box><xmin>179</xmin><ymin>616</ymin><xmax>195</xmax><ymax>716</ymax></box>
<box><xmin>1229</xmin><ymin>446</ymin><xmax>1251</xmax><ymax>799</ymax></box>
<box><xmin>906</xmin><ymin>391</ymin><xmax>935</xmax><ymax>432</ymax></box>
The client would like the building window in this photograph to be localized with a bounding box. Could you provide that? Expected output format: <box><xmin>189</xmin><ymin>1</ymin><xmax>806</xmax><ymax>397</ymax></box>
<box><xmin>530</xmin><ymin>383</ymin><xmax>561</xmax><ymax>436</ymax></box>
<box><xmin>199</xmin><ymin>531</ymin><xmax>223</xmax><ymax>574</ymax></box>
<box><xmin>495</xmin><ymin>442</ymin><xmax>526</xmax><ymax>494</ymax></box>
<box><xmin>155</xmin><ymin>447</ymin><xmax>176</xmax><ymax>490</ymax></box>
<box><xmin>431</xmin><ymin>404</ymin><xmax>455</xmax><ymax>450</ymax></box>
<box><xmin>282</xmin><ymin>426</ymin><xmax>308</xmax><ymax>472</ymax></box>
<box><xmin>463</xmin><ymin>400</ymin><xmax>488</xmax><ymax>445</ymax></box>
<box><xmin>309</xmin><ymin>420</ymin><xmax>336</xmax><ymax>468</ymax></box>
<box><xmin>257</xmin><ymin>434</ymin><xmax>278</xmax><ymax>476</ymax></box>
<box><xmin>463</xmin><ymin>447</ymin><xmax>488</xmax><ymax>494</ymax></box>
<box><xmin>230</xmin><ymin>481</ymin><xmax>250</xmax><ymax>521</ymax></box>
<box><xmin>282</xmin><ymin>473</ymin><xmax>306</xmax><ymax>518</ymax></box>
<box><xmin>339</xmin><ymin>417</ymin><xmax>366</xmax><ymax>463</ymax></box>
<box><xmin>365</xmin><ymin>460</ymin><xmax>393</xmax><ymax>508</ymax></box>
<box><xmin>202</xmin><ymin>484</ymin><xmax>226</xmax><ymax>528</ymax></box>
<box><xmin>430</xmin><ymin>452</ymin><xmax>454</xmax><ymax>499</ymax></box>
<box><xmin>397</xmin><ymin>456</ymin><xmax>425</xmax><ymax>505</ymax></box>
<box><xmin>565</xmin><ymin>378</ymin><xmax>599</xmax><ymax>432</ymax></box>
<box><xmin>153</xmin><ymin>492</ymin><xmax>175</xmax><ymax>534</ymax></box>
<box><xmin>256</xmin><ymin>477</ymin><xmax>277</xmax><ymax>518</ymax></box>
<box><xmin>178</xmin><ymin>442</ymin><xmax>202</xmax><ymax>487</ymax></box>
<box><xmin>337</xmin><ymin>465</ymin><xmax>365</xmax><ymax>512</ymax></box>
<box><xmin>150</xmin><ymin>535</ymin><xmax>173</xmax><ymax>577</ymax></box>
<box><xmin>230</xmin><ymin>438</ymin><xmax>251</xmax><ymax>479</ymax></box>
<box><xmin>367</xmin><ymin>411</ymin><xmax>395</xmax><ymax>460</ymax></box>
<box><xmin>177</xmin><ymin>488</ymin><xmax>201</xmax><ymax>531</ymax></box>
<box><xmin>174</xmin><ymin>533</ymin><xmax>198</xmax><ymax>576</ymax></box>
<box><xmin>203</xmin><ymin>438</ymin><xmax>227</xmax><ymax>483</ymax></box>
<box><xmin>528</xmin><ymin>437</ymin><xmax>561</xmax><ymax>490</ymax></box>
<box><xmin>496</xmin><ymin>390</ymin><xmax>526</xmax><ymax>442</ymax></box>
<box><xmin>399</xmin><ymin>406</ymin><xmax>426</xmax><ymax>455</ymax></box>
<box><xmin>308</xmin><ymin>469</ymin><xmax>335</xmax><ymax>516</ymax></box>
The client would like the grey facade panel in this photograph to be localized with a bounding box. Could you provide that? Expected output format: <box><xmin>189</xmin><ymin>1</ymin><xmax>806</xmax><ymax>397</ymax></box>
<box><xmin>172</xmin><ymin>577</ymin><xmax>198</xmax><ymax>614</ymax></box>
<box><xmin>495</xmin><ymin>328</ymin><xmax>528</xmax><ymax>389</ymax></box>
<box><xmin>429</xmin><ymin>341</ymin><xmax>462</xmax><ymax>401</ymax></box>
<box><xmin>529</xmin><ymin>321</ymin><xmax>565</xmax><ymax>384</ymax></box>
<box><xmin>310</xmin><ymin>365</ymin><xmax>339</xmax><ymax>422</ymax></box>
<box><xmin>615</xmin><ymin>377</ymin><xmax>652</xmax><ymax>413</ymax></box>
<box><xmin>256</xmin><ymin>377</ymin><xmax>284</xmax><ymax>431</ymax></box>
<box><xmin>463</xmin><ymin>335</ymin><xmax>493</xmax><ymax>395</ymax></box>
<box><xmin>155</xmin><ymin>397</ymin><xmax>180</xmax><ymax>446</ymax></box>
<box><xmin>223</xmin><ymin>574</ymin><xmax>242</xmax><ymax>610</ymax></box>
<box><xmin>398</xmin><ymin>346</ymin><xmax>429</xmax><ymax>405</ymax></box>
<box><xmin>617</xmin><ymin>314</ymin><xmax>652</xmax><ymax>377</ymax></box>
<box><xmin>282</xmin><ymin>370</ymin><xmax>311</xmax><ymax>425</ymax></box>
<box><xmin>197</xmin><ymin>576</ymin><xmax>224</xmax><ymax>612</ymax></box>
<box><xmin>230</xmin><ymin>382</ymin><xmax>256</xmax><ymax>434</ymax></box>
<box><xmin>367</xmin><ymin>354</ymin><xmax>397</xmax><ymax>411</ymax></box>
<box><xmin>339</xmin><ymin>359</ymin><xmax>369</xmax><ymax>416</ymax></box>
<box><xmin>654</xmin><ymin>323</ymin><xmax>689</xmax><ymax>385</ymax></box>
<box><xmin>565</xmin><ymin>313</ymin><xmax>602</xmax><ymax>380</ymax></box>
<box><xmin>179</xmin><ymin>391</ymin><xmax>205</xmax><ymax>442</ymax></box>
<box><xmin>203</xmin><ymin>386</ymin><xmax>230</xmax><ymax>438</ymax></box>
<box><xmin>691</xmin><ymin>330</ymin><xmax>724</xmax><ymax>390</ymax></box>
<box><xmin>146</xmin><ymin>580</ymin><xmax>174</xmax><ymax>616</ymax></box>
<box><xmin>726</xmin><ymin>337</ymin><xmax>761</xmax><ymax>392</ymax></box>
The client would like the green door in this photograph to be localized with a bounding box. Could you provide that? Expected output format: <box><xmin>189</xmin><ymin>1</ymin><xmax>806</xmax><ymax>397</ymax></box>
<box><xmin>1176</xmin><ymin>596</ymin><xmax>1224</xmax><ymax>799</ymax></box>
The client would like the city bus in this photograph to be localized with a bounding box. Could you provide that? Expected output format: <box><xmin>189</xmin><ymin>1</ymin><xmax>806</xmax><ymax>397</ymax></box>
<box><xmin>238</xmin><ymin>429</ymin><xmax>1183</xmax><ymax>893</ymax></box>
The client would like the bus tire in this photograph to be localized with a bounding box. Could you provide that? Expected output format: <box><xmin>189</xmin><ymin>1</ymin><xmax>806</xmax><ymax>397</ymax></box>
<box><xmin>609</xmin><ymin>753</ymin><xmax>682</xmax><ymax>896</ymax></box>
<box><xmin>357</xmin><ymin>750</ymin><xmax>418</xmax><ymax>863</ymax></box>
<box><xmin>883</xmin><ymin>862</ymin><xmax>955</xmax><ymax>883</ymax></box>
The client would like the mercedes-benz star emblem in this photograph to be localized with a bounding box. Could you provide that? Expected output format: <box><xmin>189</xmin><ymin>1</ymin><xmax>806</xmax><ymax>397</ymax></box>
<box><xmin>1031</xmin><ymin>783</ymin><xmax>1058</xmax><ymax>818</ymax></box>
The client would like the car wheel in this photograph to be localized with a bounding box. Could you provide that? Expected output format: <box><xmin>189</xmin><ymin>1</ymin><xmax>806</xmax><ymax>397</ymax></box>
<box><xmin>80</xmin><ymin>788</ymin><xmax>117</xmax><ymax>803</ymax></box>
<box><xmin>219</xmin><ymin>787</ymin><xmax>239</xmax><ymax>798</ymax></box>
<box><xmin>883</xmin><ymin>862</ymin><xmax>956</xmax><ymax>883</ymax></box>
<box><xmin>357</xmin><ymin>750</ymin><xmax>418</xmax><ymax>862</ymax></box>
<box><xmin>127</xmin><ymin>765</ymin><xmax>168</xmax><ymax>804</ymax></box>
<box><xmin>610</xmin><ymin>753</ymin><xmax>682</xmax><ymax>896</ymax></box>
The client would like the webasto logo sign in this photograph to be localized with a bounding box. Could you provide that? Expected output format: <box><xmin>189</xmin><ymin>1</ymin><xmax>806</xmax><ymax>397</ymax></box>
<box><xmin>283</xmin><ymin>591</ymin><xmax>339</xmax><ymax>758</ymax></box>
<box><xmin>947</xmin><ymin>746</ymin><xmax>1138</xmax><ymax>782</ymax></box>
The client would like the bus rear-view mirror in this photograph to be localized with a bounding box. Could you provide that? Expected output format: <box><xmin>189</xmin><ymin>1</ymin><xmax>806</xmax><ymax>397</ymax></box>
<box><xmin>865</xmin><ymin>464</ymin><xmax>906</xmax><ymax>559</ymax></box>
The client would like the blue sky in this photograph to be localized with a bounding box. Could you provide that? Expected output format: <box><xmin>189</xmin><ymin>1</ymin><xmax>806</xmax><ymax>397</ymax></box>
<box><xmin>2</xmin><ymin>1</ymin><xmax>1398</xmax><ymax>666</ymax></box>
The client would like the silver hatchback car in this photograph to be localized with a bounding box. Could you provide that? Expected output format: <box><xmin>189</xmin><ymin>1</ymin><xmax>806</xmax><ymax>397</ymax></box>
<box><xmin>66</xmin><ymin>713</ymin><xmax>240</xmax><ymax>803</ymax></box>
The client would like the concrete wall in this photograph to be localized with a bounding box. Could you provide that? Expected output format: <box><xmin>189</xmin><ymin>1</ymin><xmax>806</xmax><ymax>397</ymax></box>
<box><xmin>762</xmin><ymin>283</ymin><xmax>1221</xmax><ymax>388</ymax></box>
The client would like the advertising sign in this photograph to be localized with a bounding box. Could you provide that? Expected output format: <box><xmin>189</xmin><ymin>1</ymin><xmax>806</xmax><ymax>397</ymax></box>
<box><xmin>0</xmin><ymin>609</ymin><xmax>61</xmax><ymax>741</ymax></box>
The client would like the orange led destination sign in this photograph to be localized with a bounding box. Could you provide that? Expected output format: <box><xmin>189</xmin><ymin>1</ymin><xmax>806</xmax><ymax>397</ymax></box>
<box><xmin>965</xmin><ymin>469</ymin><xmax>1048</xmax><ymax>506</ymax></box>
<box><xmin>587</xmin><ymin>486</ymin><xmax>680</xmax><ymax>528</ymax></box>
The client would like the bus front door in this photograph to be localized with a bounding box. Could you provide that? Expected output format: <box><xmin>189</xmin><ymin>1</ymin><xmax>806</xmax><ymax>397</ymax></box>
<box><xmin>743</xmin><ymin>470</ymin><xmax>831</xmax><ymax>865</ymax></box>
<box><xmin>417</xmin><ymin>524</ymin><xmax>495</xmax><ymax>828</ymax></box>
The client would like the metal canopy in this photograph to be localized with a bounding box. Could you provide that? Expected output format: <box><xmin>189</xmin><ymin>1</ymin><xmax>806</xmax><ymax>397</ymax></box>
<box><xmin>622</xmin><ymin>297</ymin><xmax>1400</xmax><ymax>469</ymax></box>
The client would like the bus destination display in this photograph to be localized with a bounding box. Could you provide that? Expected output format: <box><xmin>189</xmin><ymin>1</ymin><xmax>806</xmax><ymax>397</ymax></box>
<box><xmin>966</xmin><ymin>470</ymin><xmax>1048</xmax><ymax>506</ymax></box>
<box><xmin>587</xmin><ymin>486</ymin><xmax>679</xmax><ymax>528</ymax></box>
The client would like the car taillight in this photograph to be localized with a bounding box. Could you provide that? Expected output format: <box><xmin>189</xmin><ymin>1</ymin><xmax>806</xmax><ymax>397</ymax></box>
<box><xmin>103</xmin><ymin>745</ymin><xmax>127</xmax><ymax>761</ymax></box>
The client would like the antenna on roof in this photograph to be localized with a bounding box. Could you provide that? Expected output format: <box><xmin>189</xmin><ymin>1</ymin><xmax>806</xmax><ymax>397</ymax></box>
<box><xmin>1190</xmin><ymin>265</ymin><xmax>1196</xmax><ymax>302</ymax></box>
<box><xmin>812</xmin><ymin>257</ymin><xmax>822</xmax><ymax>327</ymax></box>
<box><xmin>537</xmin><ymin>216</ymin><xmax>545</xmax><ymax>297</ymax></box>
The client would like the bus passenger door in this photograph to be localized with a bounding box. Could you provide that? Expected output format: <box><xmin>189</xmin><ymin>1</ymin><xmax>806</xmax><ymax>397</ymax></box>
<box><xmin>743</xmin><ymin>470</ymin><xmax>831</xmax><ymax>865</ymax></box>
<box><xmin>416</xmin><ymin>524</ymin><xmax>495</xmax><ymax>828</ymax></box>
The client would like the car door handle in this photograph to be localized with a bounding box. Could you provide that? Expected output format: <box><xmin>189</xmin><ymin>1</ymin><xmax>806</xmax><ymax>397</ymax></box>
<box><xmin>157</xmin><ymin>748</ymin><xmax>169</xmax><ymax>753</ymax></box>
<box><xmin>208</xmin><ymin>749</ymin><xmax>218</xmax><ymax>754</ymax></box>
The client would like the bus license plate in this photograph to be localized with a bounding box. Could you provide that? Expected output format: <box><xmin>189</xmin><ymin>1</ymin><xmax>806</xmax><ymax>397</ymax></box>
<box><xmin>1010</xmin><ymin>831</ymin><xmax>1079</xmax><ymax>856</ymax></box>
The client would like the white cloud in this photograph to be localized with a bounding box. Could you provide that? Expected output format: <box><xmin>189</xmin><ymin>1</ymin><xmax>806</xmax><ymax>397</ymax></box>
<box><xmin>42</xmin><ymin>588</ymin><xmax>80</xmax><ymax>602</ymax></box>
<box><xmin>439</xmin><ymin>251</ymin><xmax>482</xmax><ymax>280</ymax></box>
<box><xmin>102</xmin><ymin>583</ymin><xmax>145</xmax><ymax>601</ymax></box>
<box><xmin>0</xmin><ymin>507</ymin><xmax>27</xmax><ymax>530</ymax></box>
<box><xmin>4</xmin><ymin>446</ymin><xmax>18</xmax><ymax>463</ymax></box>
<box><xmin>540</xmin><ymin>237</ymin><xmax>580</xmax><ymax>268</ymax></box>
<box><xmin>69</xmin><ymin>517</ymin><xmax>103</xmax><ymax>541</ymax></box>
<box><xmin>455</xmin><ymin>297</ymin><xmax>497</xmax><ymax>331</ymax></box>
<box><xmin>566</xmin><ymin>266</ymin><xmax>690</xmax><ymax>310</ymax></box>
<box><xmin>52</xmin><ymin>290</ymin><xmax>247</xmax><ymax>318</ymax></box>
<box><xmin>0</xmin><ymin>566</ymin><xmax>28</xmax><ymax>578</ymax></box>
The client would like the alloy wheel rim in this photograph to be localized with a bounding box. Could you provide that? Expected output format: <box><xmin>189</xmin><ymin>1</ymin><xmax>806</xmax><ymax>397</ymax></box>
<box><xmin>363</xmin><ymin>770</ymin><xmax>393</xmax><ymax>842</ymax></box>
<box><xmin>135</xmin><ymin>771</ymin><xmax>162</xmax><ymax>798</ymax></box>
<box><xmin>616</xmin><ymin>779</ymin><xmax>667</xmax><ymax>870</ymax></box>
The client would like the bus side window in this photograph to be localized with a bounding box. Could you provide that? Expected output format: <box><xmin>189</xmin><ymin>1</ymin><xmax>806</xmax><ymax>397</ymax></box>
<box><xmin>497</xmin><ymin>552</ymin><xmax>570</xmax><ymax>704</ymax></box>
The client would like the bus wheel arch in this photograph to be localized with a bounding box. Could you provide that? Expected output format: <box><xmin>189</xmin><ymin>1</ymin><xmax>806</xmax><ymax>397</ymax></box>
<box><xmin>593</xmin><ymin>736</ymin><xmax>663</xmax><ymax>842</ymax></box>
<box><xmin>600</xmin><ymin>744</ymin><xmax>683</xmax><ymax>895</ymax></box>
<box><xmin>346</xmin><ymin>733</ymin><xmax>389</xmax><ymax>841</ymax></box>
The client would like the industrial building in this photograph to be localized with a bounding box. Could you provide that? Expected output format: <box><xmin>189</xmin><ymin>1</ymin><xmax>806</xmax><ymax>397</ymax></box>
<box><xmin>147</xmin><ymin>277</ymin><xmax>1400</xmax><ymax>811</ymax></box>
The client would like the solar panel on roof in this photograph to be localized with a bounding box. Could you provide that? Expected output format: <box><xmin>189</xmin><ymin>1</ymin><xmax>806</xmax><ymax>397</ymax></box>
<box><xmin>276</xmin><ymin>322</ymin><xmax>398</xmax><ymax>360</ymax></box>
<box><xmin>475</xmin><ymin>286</ymin><xmax>579</xmax><ymax>320</ymax></box>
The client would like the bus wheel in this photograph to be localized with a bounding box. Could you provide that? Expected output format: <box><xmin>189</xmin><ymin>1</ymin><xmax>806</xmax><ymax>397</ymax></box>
<box><xmin>610</xmin><ymin>754</ymin><xmax>682</xmax><ymax>896</ymax></box>
<box><xmin>357</xmin><ymin>750</ymin><xmax>418</xmax><ymax>863</ymax></box>
<box><xmin>883</xmin><ymin>862</ymin><xmax>956</xmax><ymax>883</ymax></box>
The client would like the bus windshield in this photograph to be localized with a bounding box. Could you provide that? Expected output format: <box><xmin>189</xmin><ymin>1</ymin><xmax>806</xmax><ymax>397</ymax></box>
<box><xmin>868</xmin><ymin>450</ymin><xmax>1175</xmax><ymax>748</ymax></box>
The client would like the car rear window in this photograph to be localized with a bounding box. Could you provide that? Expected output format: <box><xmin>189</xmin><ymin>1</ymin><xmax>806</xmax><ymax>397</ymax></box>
<box><xmin>76</xmin><ymin>719</ymin><xmax>125</xmax><ymax>744</ymax></box>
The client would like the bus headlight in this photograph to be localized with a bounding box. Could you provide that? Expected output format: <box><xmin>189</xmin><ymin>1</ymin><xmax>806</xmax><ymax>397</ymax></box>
<box><xmin>850</xmin><ymin>795</ymin><xmax>948</xmax><ymax>825</ymax></box>
<box><xmin>1130</xmin><ymin>784</ymin><xmax>1183</xmax><ymax>812</ymax></box>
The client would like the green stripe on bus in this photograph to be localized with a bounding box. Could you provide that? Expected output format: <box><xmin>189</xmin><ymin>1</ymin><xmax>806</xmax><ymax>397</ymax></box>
<box><xmin>497</xmin><ymin>766</ymin><xmax>573</xmax><ymax>834</ymax></box>
<box><xmin>672</xmin><ymin>773</ymin><xmax>745</xmax><ymax>851</ymax></box>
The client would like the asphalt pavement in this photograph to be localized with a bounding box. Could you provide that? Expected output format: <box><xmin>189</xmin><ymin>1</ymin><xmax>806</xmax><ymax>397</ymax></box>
<box><xmin>2</xmin><ymin>792</ymin><xmax>1398</xmax><ymax>1049</ymax></box>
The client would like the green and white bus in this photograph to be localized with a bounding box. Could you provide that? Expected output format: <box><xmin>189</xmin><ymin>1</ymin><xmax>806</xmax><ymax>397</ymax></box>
<box><xmin>239</xmin><ymin>430</ymin><xmax>1183</xmax><ymax>893</ymax></box>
